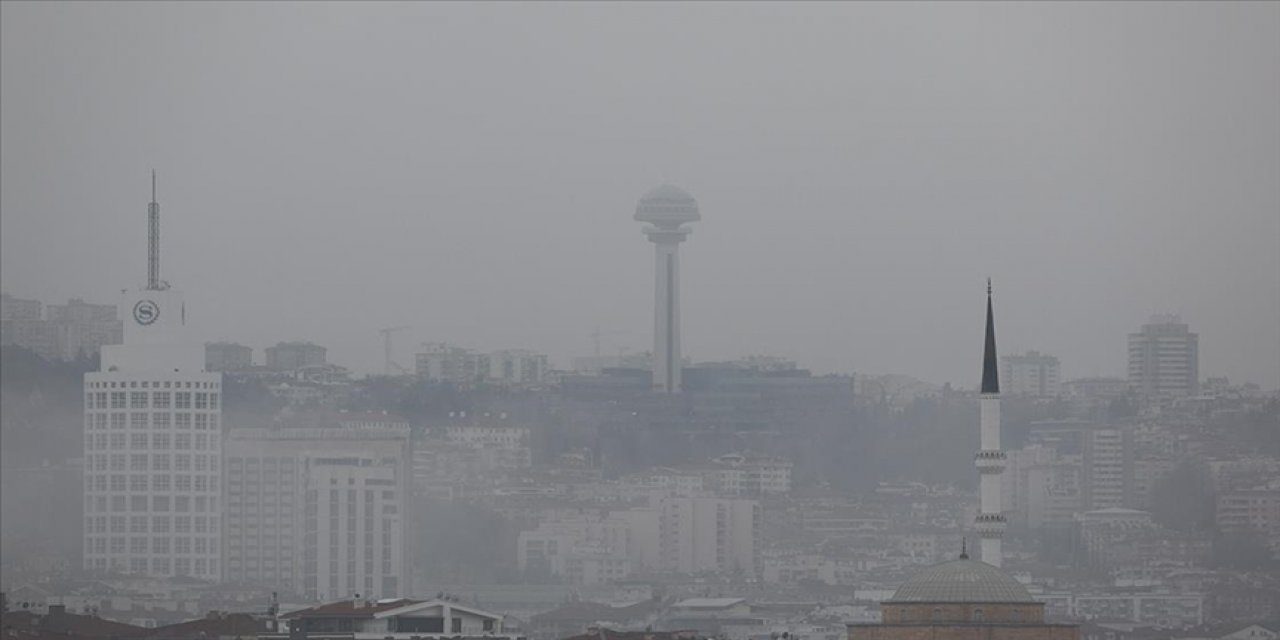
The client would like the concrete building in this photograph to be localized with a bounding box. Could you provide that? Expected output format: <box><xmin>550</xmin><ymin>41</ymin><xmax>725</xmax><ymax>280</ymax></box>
<box><xmin>276</xmin><ymin>598</ymin><xmax>513</xmax><ymax>639</ymax></box>
<box><xmin>1129</xmin><ymin>314</ymin><xmax>1199</xmax><ymax>398</ymax></box>
<box><xmin>204</xmin><ymin>342</ymin><xmax>252</xmax><ymax>372</ymax></box>
<box><xmin>0</xmin><ymin>292</ymin><xmax>55</xmax><ymax>358</ymax></box>
<box><xmin>223</xmin><ymin>424</ymin><xmax>411</xmax><ymax>600</ymax></box>
<box><xmin>2</xmin><ymin>293</ymin><xmax>122</xmax><ymax>361</ymax></box>
<box><xmin>415</xmin><ymin>345</ymin><xmax>549</xmax><ymax>387</ymax></box>
<box><xmin>265</xmin><ymin>341</ymin><xmax>327</xmax><ymax>371</ymax></box>
<box><xmin>848</xmin><ymin>556</ymin><xmax>1079</xmax><ymax>639</ymax></box>
<box><xmin>46</xmin><ymin>298</ymin><xmax>123</xmax><ymax>360</ymax></box>
<box><xmin>634</xmin><ymin>185</ymin><xmax>700</xmax><ymax>393</ymax></box>
<box><xmin>1001</xmin><ymin>350</ymin><xmax>1061</xmax><ymax>397</ymax></box>
<box><xmin>975</xmin><ymin>282</ymin><xmax>1007</xmax><ymax>567</ymax></box>
<box><xmin>1029</xmin><ymin>419</ymin><xmax>1135</xmax><ymax>512</ymax></box>
<box><xmin>658</xmin><ymin>496</ymin><xmax>758</xmax><ymax>575</ymax></box>
<box><xmin>83</xmin><ymin>175</ymin><xmax>222</xmax><ymax>580</ymax></box>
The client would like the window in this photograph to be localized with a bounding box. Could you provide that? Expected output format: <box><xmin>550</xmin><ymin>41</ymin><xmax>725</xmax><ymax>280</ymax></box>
<box><xmin>152</xmin><ymin>433</ymin><xmax>170</xmax><ymax>450</ymax></box>
<box><xmin>153</xmin><ymin>474</ymin><xmax>171</xmax><ymax>491</ymax></box>
<box><xmin>111</xmin><ymin>392</ymin><xmax>126</xmax><ymax>409</ymax></box>
<box><xmin>110</xmin><ymin>434</ymin><xmax>126</xmax><ymax>450</ymax></box>
<box><xmin>130</xmin><ymin>475</ymin><xmax>148</xmax><ymax>492</ymax></box>
<box><xmin>210</xmin><ymin>392</ymin><xmax>219</xmax><ymax>408</ymax></box>
<box><xmin>110</xmin><ymin>475</ymin><xmax>126</xmax><ymax>491</ymax></box>
<box><xmin>86</xmin><ymin>393</ymin><xmax>94</xmax><ymax>409</ymax></box>
<box><xmin>175</xmin><ymin>433</ymin><xmax>191</xmax><ymax>449</ymax></box>
<box><xmin>111</xmin><ymin>413</ymin><xmax>126</xmax><ymax>430</ymax></box>
<box><xmin>195</xmin><ymin>393</ymin><xmax>208</xmax><ymax>409</ymax></box>
<box><xmin>153</xmin><ymin>413</ymin><xmax>170</xmax><ymax>429</ymax></box>
<box><xmin>932</xmin><ymin>608</ymin><xmax>942</xmax><ymax>622</ymax></box>
<box><xmin>131</xmin><ymin>434</ymin><xmax>148</xmax><ymax>449</ymax></box>
<box><xmin>195</xmin><ymin>414</ymin><xmax>207</xmax><ymax>431</ymax></box>
<box><xmin>153</xmin><ymin>392</ymin><xmax>170</xmax><ymax>408</ymax></box>
<box><xmin>153</xmin><ymin>537</ymin><xmax>170</xmax><ymax>554</ymax></box>
<box><xmin>175</xmin><ymin>414</ymin><xmax>191</xmax><ymax>429</ymax></box>
<box><xmin>131</xmin><ymin>412</ymin><xmax>148</xmax><ymax>429</ymax></box>
<box><xmin>452</xmin><ymin>618</ymin><xmax>462</xmax><ymax>633</ymax></box>
<box><xmin>153</xmin><ymin>496</ymin><xmax>170</xmax><ymax>512</ymax></box>
<box><xmin>153</xmin><ymin>454</ymin><xmax>170</xmax><ymax>470</ymax></box>
<box><xmin>175</xmin><ymin>454</ymin><xmax>191</xmax><ymax>471</ymax></box>
<box><xmin>973</xmin><ymin>608</ymin><xmax>984</xmax><ymax>622</ymax></box>
<box><xmin>131</xmin><ymin>392</ymin><xmax>148</xmax><ymax>408</ymax></box>
<box><xmin>175</xmin><ymin>392</ymin><xmax>191</xmax><ymax>409</ymax></box>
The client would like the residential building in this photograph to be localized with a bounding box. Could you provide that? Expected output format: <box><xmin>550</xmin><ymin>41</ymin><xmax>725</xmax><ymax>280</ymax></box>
<box><xmin>265</xmin><ymin>342</ymin><xmax>327</xmax><ymax>371</ymax></box>
<box><xmin>1128</xmin><ymin>315</ymin><xmax>1199</xmax><ymax>398</ymax></box>
<box><xmin>658</xmin><ymin>497</ymin><xmax>758</xmax><ymax>575</ymax></box>
<box><xmin>275</xmin><ymin>598</ymin><xmax>515</xmax><ymax>640</ymax></box>
<box><xmin>224</xmin><ymin>424</ymin><xmax>411</xmax><ymax>600</ymax></box>
<box><xmin>1002</xmin><ymin>350</ymin><xmax>1062</xmax><ymax>397</ymax></box>
<box><xmin>205</xmin><ymin>342</ymin><xmax>253</xmax><ymax>371</ymax></box>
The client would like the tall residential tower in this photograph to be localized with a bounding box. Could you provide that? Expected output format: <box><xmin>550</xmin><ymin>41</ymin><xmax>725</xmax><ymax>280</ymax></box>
<box><xmin>634</xmin><ymin>185</ymin><xmax>700</xmax><ymax>393</ymax></box>
<box><xmin>1128</xmin><ymin>314</ymin><xmax>1199</xmax><ymax>398</ymax></box>
<box><xmin>974</xmin><ymin>281</ymin><xmax>1006</xmax><ymax>567</ymax></box>
<box><xmin>83</xmin><ymin>174</ymin><xmax>223</xmax><ymax>579</ymax></box>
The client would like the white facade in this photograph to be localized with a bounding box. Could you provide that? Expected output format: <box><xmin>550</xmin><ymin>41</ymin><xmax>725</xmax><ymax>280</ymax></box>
<box><xmin>658</xmin><ymin>497</ymin><xmax>758</xmax><ymax>575</ymax></box>
<box><xmin>224</xmin><ymin>426</ymin><xmax>410</xmax><ymax>600</ymax></box>
<box><xmin>84</xmin><ymin>286</ymin><xmax>221</xmax><ymax>580</ymax></box>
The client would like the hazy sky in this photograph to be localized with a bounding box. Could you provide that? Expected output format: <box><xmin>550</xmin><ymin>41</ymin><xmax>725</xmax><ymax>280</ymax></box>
<box><xmin>3</xmin><ymin>2</ymin><xmax>1278</xmax><ymax>388</ymax></box>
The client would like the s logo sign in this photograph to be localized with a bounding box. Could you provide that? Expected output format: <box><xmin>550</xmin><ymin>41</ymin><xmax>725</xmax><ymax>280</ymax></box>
<box><xmin>133</xmin><ymin>300</ymin><xmax>160</xmax><ymax>326</ymax></box>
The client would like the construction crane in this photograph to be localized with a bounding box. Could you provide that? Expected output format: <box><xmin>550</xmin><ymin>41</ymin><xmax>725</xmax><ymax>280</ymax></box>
<box><xmin>377</xmin><ymin>326</ymin><xmax>412</xmax><ymax>375</ymax></box>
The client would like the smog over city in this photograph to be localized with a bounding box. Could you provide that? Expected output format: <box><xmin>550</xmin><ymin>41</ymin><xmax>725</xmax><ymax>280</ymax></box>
<box><xmin>1</xmin><ymin>3</ymin><xmax>1277</xmax><ymax>640</ymax></box>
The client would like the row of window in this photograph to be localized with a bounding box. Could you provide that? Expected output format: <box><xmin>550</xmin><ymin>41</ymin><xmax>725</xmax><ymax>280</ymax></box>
<box><xmin>86</xmin><ymin>515</ymin><xmax>219</xmax><ymax>534</ymax></box>
<box><xmin>86</xmin><ymin>535</ymin><xmax>219</xmax><ymax>554</ymax></box>
<box><xmin>87</xmin><ymin>391</ymin><xmax>219</xmax><ymax>410</ymax></box>
<box><xmin>86</xmin><ymin>473</ymin><xmax>219</xmax><ymax>493</ymax></box>
<box><xmin>86</xmin><ymin>413</ymin><xmax>219</xmax><ymax>430</ymax></box>
<box><xmin>83</xmin><ymin>555</ymin><xmax>216</xmax><ymax>577</ymax></box>
<box><xmin>86</xmin><ymin>432</ymin><xmax>219</xmax><ymax>452</ymax></box>
<box><xmin>88</xmin><ymin>380</ymin><xmax>219</xmax><ymax>390</ymax></box>
<box><xmin>86</xmin><ymin>494</ymin><xmax>219</xmax><ymax>513</ymax></box>
<box><xmin>88</xmin><ymin>453</ymin><xmax>219</xmax><ymax>472</ymax></box>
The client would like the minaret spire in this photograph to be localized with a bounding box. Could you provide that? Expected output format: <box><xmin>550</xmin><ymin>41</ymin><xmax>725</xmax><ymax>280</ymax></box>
<box><xmin>975</xmin><ymin>278</ymin><xmax>1006</xmax><ymax>567</ymax></box>
<box><xmin>982</xmin><ymin>279</ymin><xmax>999</xmax><ymax>394</ymax></box>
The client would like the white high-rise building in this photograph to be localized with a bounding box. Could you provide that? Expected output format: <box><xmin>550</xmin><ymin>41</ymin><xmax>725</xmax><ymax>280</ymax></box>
<box><xmin>83</xmin><ymin>175</ymin><xmax>222</xmax><ymax>579</ymax></box>
<box><xmin>634</xmin><ymin>185</ymin><xmax>700</xmax><ymax>393</ymax></box>
<box><xmin>974</xmin><ymin>282</ymin><xmax>1006</xmax><ymax>567</ymax></box>
<box><xmin>224</xmin><ymin>425</ymin><xmax>410</xmax><ymax>600</ymax></box>
<box><xmin>1128</xmin><ymin>314</ymin><xmax>1199</xmax><ymax>398</ymax></box>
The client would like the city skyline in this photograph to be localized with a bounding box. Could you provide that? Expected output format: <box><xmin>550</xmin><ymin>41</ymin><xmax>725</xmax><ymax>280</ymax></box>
<box><xmin>1</xmin><ymin>3</ymin><xmax>1276</xmax><ymax>389</ymax></box>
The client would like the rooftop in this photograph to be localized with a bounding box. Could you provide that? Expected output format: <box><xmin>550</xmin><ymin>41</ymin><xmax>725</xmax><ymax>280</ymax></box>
<box><xmin>887</xmin><ymin>559</ymin><xmax>1035</xmax><ymax>604</ymax></box>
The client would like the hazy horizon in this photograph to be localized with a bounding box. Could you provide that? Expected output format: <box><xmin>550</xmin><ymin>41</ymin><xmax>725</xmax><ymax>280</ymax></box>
<box><xmin>3</xmin><ymin>2</ymin><xmax>1277</xmax><ymax>389</ymax></box>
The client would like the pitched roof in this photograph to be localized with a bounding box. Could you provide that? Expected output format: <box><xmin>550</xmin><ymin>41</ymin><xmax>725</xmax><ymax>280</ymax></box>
<box><xmin>143</xmin><ymin>613</ymin><xmax>272</xmax><ymax>639</ymax></box>
<box><xmin>282</xmin><ymin>598</ymin><xmax>416</xmax><ymax>619</ymax></box>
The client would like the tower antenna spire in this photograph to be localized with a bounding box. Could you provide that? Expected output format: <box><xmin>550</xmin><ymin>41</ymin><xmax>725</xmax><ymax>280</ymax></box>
<box><xmin>147</xmin><ymin>170</ymin><xmax>161</xmax><ymax>290</ymax></box>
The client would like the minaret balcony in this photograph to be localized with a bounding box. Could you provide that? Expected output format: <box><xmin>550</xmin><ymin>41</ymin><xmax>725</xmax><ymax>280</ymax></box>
<box><xmin>974</xmin><ymin>513</ymin><xmax>1007</xmax><ymax>535</ymax></box>
<box><xmin>974</xmin><ymin>450</ymin><xmax>1007</xmax><ymax>473</ymax></box>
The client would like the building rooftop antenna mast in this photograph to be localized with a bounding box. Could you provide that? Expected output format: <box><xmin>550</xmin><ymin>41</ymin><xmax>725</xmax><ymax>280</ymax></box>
<box><xmin>146</xmin><ymin>170</ymin><xmax>166</xmax><ymax>290</ymax></box>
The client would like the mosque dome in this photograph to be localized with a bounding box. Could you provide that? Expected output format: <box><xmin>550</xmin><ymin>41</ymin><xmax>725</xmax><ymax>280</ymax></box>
<box><xmin>887</xmin><ymin>559</ymin><xmax>1034</xmax><ymax>604</ymax></box>
<box><xmin>634</xmin><ymin>184</ymin><xmax>700</xmax><ymax>226</ymax></box>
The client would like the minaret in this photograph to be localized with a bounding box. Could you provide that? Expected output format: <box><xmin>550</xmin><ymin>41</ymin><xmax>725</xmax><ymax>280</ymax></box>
<box><xmin>634</xmin><ymin>185</ymin><xmax>700</xmax><ymax>393</ymax></box>
<box><xmin>975</xmin><ymin>279</ymin><xmax>1007</xmax><ymax>567</ymax></box>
